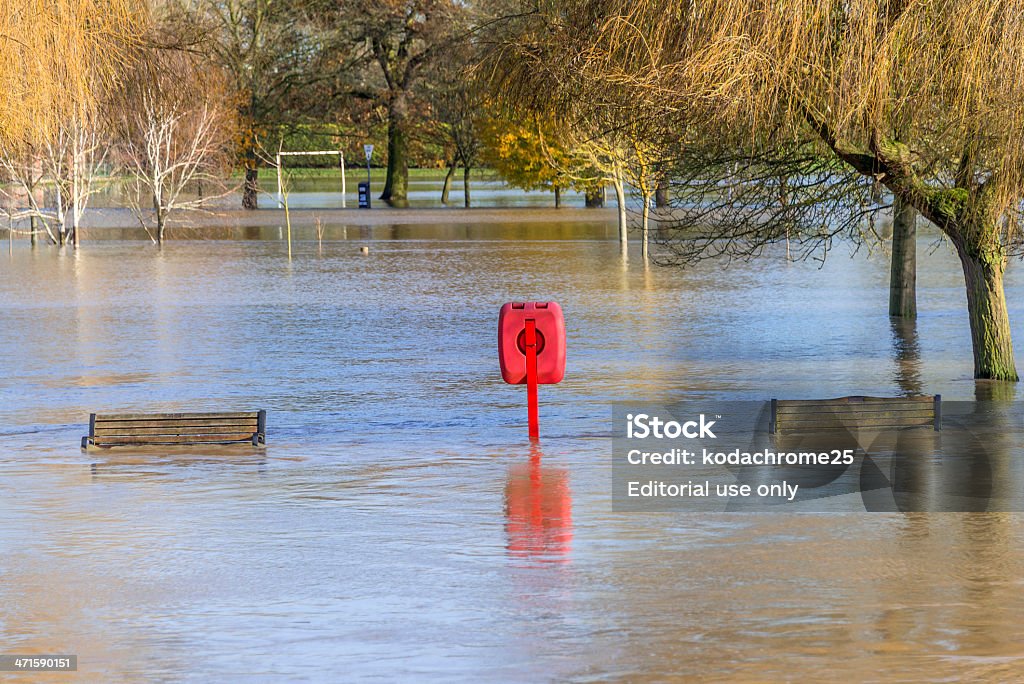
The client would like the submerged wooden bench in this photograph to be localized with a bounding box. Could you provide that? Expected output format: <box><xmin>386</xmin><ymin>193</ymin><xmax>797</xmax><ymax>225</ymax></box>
<box><xmin>82</xmin><ymin>410</ymin><xmax>266</xmax><ymax>449</ymax></box>
<box><xmin>769</xmin><ymin>396</ymin><xmax>940</xmax><ymax>434</ymax></box>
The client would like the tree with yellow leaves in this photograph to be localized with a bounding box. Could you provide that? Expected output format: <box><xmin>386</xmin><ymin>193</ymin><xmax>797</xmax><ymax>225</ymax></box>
<box><xmin>478</xmin><ymin>112</ymin><xmax>602</xmax><ymax>208</ymax></box>
<box><xmin>0</xmin><ymin>0</ymin><xmax>142</xmax><ymax>147</ymax></box>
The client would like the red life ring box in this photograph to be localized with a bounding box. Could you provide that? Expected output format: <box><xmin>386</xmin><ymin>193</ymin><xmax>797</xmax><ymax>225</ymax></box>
<box><xmin>498</xmin><ymin>301</ymin><xmax>566</xmax><ymax>385</ymax></box>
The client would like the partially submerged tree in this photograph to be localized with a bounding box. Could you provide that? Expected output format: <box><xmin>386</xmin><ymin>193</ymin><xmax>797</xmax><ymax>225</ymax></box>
<box><xmin>478</xmin><ymin>112</ymin><xmax>601</xmax><ymax>208</ymax></box>
<box><xmin>487</xmin><ymin>0</ymin><xmax>1024</xmax><ymax>380</ymax></box>
<box><xmin>0</xmin><ymin>144</ymin><xmax>50</xmax><ymax>245</ymax></box>
<box><xmin>174</xmin><ymin>0</ymin><xmax>323</xmax><ymax>209</ymax></box>
<box><xmin>114</xmin><ymin>46</ymin><xmax>237</xmax><ymax>244</ymax></box>
<box><xmin>254</xmin><ymin>138</ymin><xmax>295</xmax><ymax>259</ymax></box>
<box><xmin>41</xmin><ymin>111</ymin><xmax>109</xmax><ymax>247</ymax></box>
<box><xmin>427</xmin><ymin>61</ymin><xmax>484</xmax><ymax>208</ymax></box>
<box><xmin>344</xmin><ymin>0</ymin><xmax>470</xmax><ymax>207</ymax></box>
<box><xmin>0</xmin><ymin>0</ymin><xmax>142</xmax><ymax>247</ymax></box>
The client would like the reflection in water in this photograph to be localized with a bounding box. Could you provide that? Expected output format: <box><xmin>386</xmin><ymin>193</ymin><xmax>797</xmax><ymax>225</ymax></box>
<box><xmin>890</xmin><ymin>317</ymin><xmax>923</xmax><ymax>396</ymax></box>
<box><xmin>504</xmin><ymin>444</ymin><xmax>572</xmax><ymax>564</ymax></box>
<box><xmin>887</xmin><ymin>513</ymin><xmax>1019</xmax><ymax>659</ymax></box>
<box><xmin>974</xmin><ymin>379</ymin><xmax>1018</xmax><ymax>402</ymax></box>
<box><xmin>89</xmin><ymin>446</ymin><xmax>268</xmax><ymax>477</ymax></box>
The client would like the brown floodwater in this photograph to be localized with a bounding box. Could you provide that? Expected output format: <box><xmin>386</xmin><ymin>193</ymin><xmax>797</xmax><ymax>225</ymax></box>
<box><xmin>1</xmin><ymin>222</ymin><xmax>1023</xmax><ymax>681</ymax></box>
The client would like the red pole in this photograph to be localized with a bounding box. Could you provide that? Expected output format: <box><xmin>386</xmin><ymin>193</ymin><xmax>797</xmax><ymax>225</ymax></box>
<box><xmin>525</xmin><ymin>318</ymin><xmax>540</xmax><ymax>441</ymax></box>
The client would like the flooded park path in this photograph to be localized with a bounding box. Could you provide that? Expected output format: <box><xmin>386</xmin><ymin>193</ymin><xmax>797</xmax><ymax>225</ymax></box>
<box><xmin>2</xmin><ymin>220</ymin><xmax>1024</xmax><ymax>681</ymax></box>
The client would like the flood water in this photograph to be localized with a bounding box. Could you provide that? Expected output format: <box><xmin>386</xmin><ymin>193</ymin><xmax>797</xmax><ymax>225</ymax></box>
<box><xmin>2</xmin><ymin>222</ymin><xmax>1024</xmax><ymax>682</ymax></box>
<box><xmin>89</xmin><ymin>170</ymin><xmax>586</xmax><ymax>210</ymax></box>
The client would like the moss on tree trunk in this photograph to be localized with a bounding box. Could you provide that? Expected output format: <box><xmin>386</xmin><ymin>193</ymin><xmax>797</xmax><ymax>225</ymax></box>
<box><xmin>959</xmin><ymin>249</ymin><xmax>1018</xmax><ymax>380</ymax></box>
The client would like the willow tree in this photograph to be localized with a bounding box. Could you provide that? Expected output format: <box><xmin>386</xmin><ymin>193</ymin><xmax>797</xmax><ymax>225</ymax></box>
<box><xmin>487</xmin><ymin>0</ymin><xmax>1024</xmax><ymax>381</ymax></box>
<box><xmin>0</xmin><ymin>0</ymin><xmax>140</xmax><ymax>146</ymax></box>
<box><xmin>0</xmin><ymin>0</ymin><xmax>142</xmax><ymax>249</ymax></box>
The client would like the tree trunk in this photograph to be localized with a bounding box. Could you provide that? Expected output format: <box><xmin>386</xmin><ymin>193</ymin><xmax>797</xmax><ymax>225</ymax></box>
<box><xmin>554</xmin><ymin>186</ymin><xmax>561</xmax><ymax>208</ymax></box>
<box><xmin>958</xmin><ymin>249</ymin><xmax>1018</xmax><ymax>380</ymax></box>
<box><xmin>655</xmin><ymin>177</ymin><xmax>669</xmax><ymax>207</ymax></box>
<box><xmin>463</xmin><ymin>166</ymin><xmax>471</xmax><ymax>207</ymax></box>
<box><xmin>29</xmin><ymin>215</ymin><xmax>37</xmax><ymax>246</ymax></box>
<box><xmin>30</xmin><ymin>172</ymin><xmax>41</xmax><ymax>246</ymax></box>
<box><xmin>284</xmin><ymin>196</ymin><xmax>292</xmax><ymax>260</ymax></box>
<box><xmin>441</xmin><ymin>162</ymin><xmax>455</xmax><ymax>204</ymax></box>
<box><xmin>585</xmin><ymin>186</ymin><xmax>604</xmax><ymax>207</ymax></box>
<box><xmin>242</xmin><ymin>165</ymin><xmax>258</xmax><ymax>209</ymax></box>
<box><xmin>641</xmin><ymin>194</ymin><xmax>650</xmax><ymax>261</ymax></box>
<box><xmin>72</xmin><ymin>205</ymin><xmax>80</xmax><ymax>248</ymax></box>
<box><xmin>614</xmin><ymin>164</ymin><xmax>627</xmax><ymax>259</ymax></box>
<box><xmin>71</xmin><ymin>157</ymin><xmax>80</xmax><ymax>248</ymax></box>
<box><xmin>55</xmin><ymin>187</ymin><xmax>66</xmax><ymax>246</ymax></box>
<box><xmin>381</xmin><ymin>93</ymin><xmax>409</xmax><ymax>207</ymax></box>
<box><xmin>154</xmin><ymin>191</ymin><xmax>165</xmax><ymax>245</ymax></box>
<box><xmin>889</xmin><ymin>195</ymin><xmax>917</xmax><ymax>318</ymax></box>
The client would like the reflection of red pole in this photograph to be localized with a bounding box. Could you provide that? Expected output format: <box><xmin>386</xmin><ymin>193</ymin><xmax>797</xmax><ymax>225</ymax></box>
<box><xmin>525</xmin><ymin>319</ymin><xmax>540</xmax><ymax>441</ymax></box>
<box><xmin>504</xmin><ymin>443</ymin><xmax>573</xmax><ymax>562</ymax></box>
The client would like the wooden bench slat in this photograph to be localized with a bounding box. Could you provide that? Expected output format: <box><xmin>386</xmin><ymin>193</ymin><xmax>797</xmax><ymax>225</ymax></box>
<box><xmin>776</xmin><ymin>396</ymin><xmax>934</xmax><ymax>406</ymax></box>
<box><xmin>776</xmin><ymin>403</ymin><xmax>932</xmax><ymax>412</ymax></box>
<box><xmin>93</xmin><ymin>421</ymin><xmax>257</xmax><ymax>430</ymax></box>
<box><xmin>94</xmin><ymin>425</ymin><xmax>259</xmax><ymax>436</ymax></box>
<box><xmin>775</xmin><ymin>415</ymin><xmax>936</xmax><ymax>424</ymax></box>
<box><xmin>778</xmin><ymin>418</ymin><xmax>935</xmax><ymax>430</ymax></box>
<box><xmin>95</xmin><ymin>412</ymin><xmax>259</xmax><ymax>422</ymax></box>
<box><xmin>91</xmin><ymin>433</ymin><xmax>257</xmax><ymax>446</ymax></box>
<box><xmin>774</xmin><ymin>405</ymin><xmax>937</xmax><ymax>417</ymax></box>
<box><xmin>93</xmin><ymin>418</ymin><xmax>258</xmax><ymax>430</ymax></box>
<box><xmin>778</xmin><ymin>412</ymin><xmax>935</xmax><ymax>422</ymax></box>
<box><xmin>771</xmin><ymin>396</ymin><xmax>939</xmax><ymax>434</ymax></box>
<box><xmin>775</xmin><ymin>403</ymin><xmax>935</xmax><ymax>412</ymax></box>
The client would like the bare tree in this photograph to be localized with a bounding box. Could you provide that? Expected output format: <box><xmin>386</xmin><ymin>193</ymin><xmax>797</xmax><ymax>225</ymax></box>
<box><xmin>427</xmin><ymin>51</ymin><xmax>484</xmax><ymax>207</ymax></box>
<box><xmin>254</xmin><ymin>138</ymin><xmax>295</xmax><ymax>259</ymax></box>
<box><xmin>40</xmin><ymin>112</ymin><xmax>108</xmax><ymax>247</ymax></box>
<box><xmin>114</xmin><ymin>48</ymin><xmax>237</xmax><ymax>244</ymax></box>
<box><xmin>171</xmin><ymin>0</ymin><xmax>327</xmax><ymax>209</ymax></box>
<box><xmin>0</xmin><ymin>144</ymin><xmax>54</xmax><ymax>245</ymax></box>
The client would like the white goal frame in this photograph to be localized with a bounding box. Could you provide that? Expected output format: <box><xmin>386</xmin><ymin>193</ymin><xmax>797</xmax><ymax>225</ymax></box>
<box><xmin>276</xmin><ymin>150</ymin><xmax>347</xmax><ymax>208</ymax></box>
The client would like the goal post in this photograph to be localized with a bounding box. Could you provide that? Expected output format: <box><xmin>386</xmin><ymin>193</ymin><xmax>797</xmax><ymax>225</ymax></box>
<box><xmin>275</xmin><ymin>150</ymin><xmax>347</xmax><ymax>208</ymax></box>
